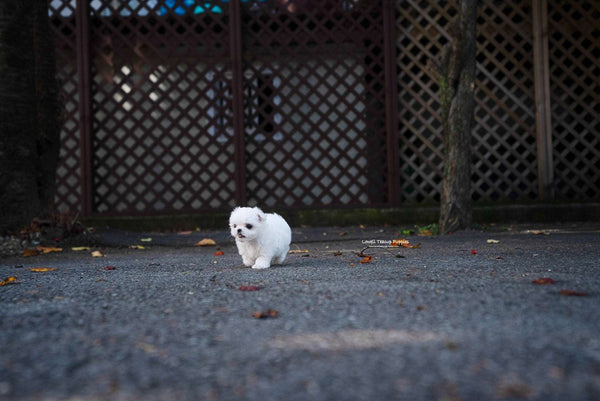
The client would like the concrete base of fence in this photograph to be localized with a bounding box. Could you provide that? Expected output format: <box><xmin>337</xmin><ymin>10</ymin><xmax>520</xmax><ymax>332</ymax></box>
<box><xmin>82</xmin><ymin>202</ymin><xmax>600</xmax><ymax>232</ymax></box>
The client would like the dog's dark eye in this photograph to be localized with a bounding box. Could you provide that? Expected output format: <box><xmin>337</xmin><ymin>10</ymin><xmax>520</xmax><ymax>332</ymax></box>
<box><xmin>232</xmin><ymin>224</ymin><xmax>237</xmax><ymax>228</ymax></box>
<box><xmin>246</xmin><ymin>224</ymin><xmax>253</xmax><ymax>229</ymax></box>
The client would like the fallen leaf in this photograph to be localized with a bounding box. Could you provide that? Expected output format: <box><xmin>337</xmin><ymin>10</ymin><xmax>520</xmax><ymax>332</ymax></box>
<box><xmin>333</xmin><ymin>251</ymin><xmax>343</xmax><ymax>256</ymax></box>
<box><xmin>140</xmin><ymin>238</ymin><xmax>152</xmax><ymax>242</ymax></box>
<box><xmin>136</xmin><ymin>341</ymin><xmax>158</xmax><ymax>354</ymax></box>
<box><xmin>252</xmin><ymin>309</ymin><xmax>279</xmax><ymax>319</ymax></box>
<box><xmin>239</xmin><ymin>285</ymin><xmax>260</xmax><ymax>291</ymax></box>
<box><xmin>177</xmin><ymin>231</ymin><xmax>193</xmax><ymax>235</ymax></box>
<box><xmin>71</xmin><ymin>246</ymin><xmax>91</xmax><ymax>251</ymax></box>
<box><xmin>36</xmin><ymin>246</ymin><xmax>62</xmax><ymax>254</ymax></box>
<box><xmin>22</xmin><ymin>249</ymin><xmax>41</xmax><ymax>257</ymax></box>
<box><xmin>129</xmin><ymin>245</ymin><xmax>145</xmax><ymax>250</ymax></box>
<box><xmin>104</xmin><ymin>266</ymin><xmax>117</xmax><ymax>270</ymax></box>
<box><xmin>339</xmin><ymin>231</ymin><xmax>347</xmax><ymax>236</ymax></box>
<box><xmin>213</xmin><ymin>250</ymin><xmax>224</xmax><ymax>256</ymax></box>
<box><xmin>392</xmin><ymin>239</ymin><xmax>421</xmax><ymax>249</ymax></box>
<box><xmin>532</xmin><ymin>278</ymin><xmax>556</xmax><ymax>285</ymax></box>
<box><xmin>359</xmin><ymin>255</ymin><xmax>372</xmax><ymax>264</ymax></box>
<box><xmin>0</xmin><ymin>276</ymin><xmax>18</xmax><ymax>286</ymax></box>
<box><xmin>195</xmin><ymin>238</ymin><xmax>216</xmax><ymax>246</ymax></box>
<box><xmin>527</xmin><ymin>230</ymin><xmax>550</xmax><ymax>235</ymax></box>
<box><xmin>417</xmin><ymin>223</ymin><xmax>438</xmax><ymax>236</ymax></box>
<box><xmin>289</xmin><ymin>249</ymin><xmax>309</xmax><ymax>254</ymax></box>
<box><xmin>559</xmin><ymin>290</ymin><xmax>588</xmax><ymax>297</ymax></box>
<box><xmin>471</xmin><ymin>249</ymin><xmax>477</xmax><ymax>255</ymax></box>
<box><xmin>487</xmin><ymin>239</ymin><xmax>500</xmax><ymax>244</ymax></box>
<box><xmin>91</xmin><ymin>250</ymin><xmax>104</xmax><ymax>257</ymax></box>
<box><xmin>29</xmin><ymin>267</ymin><xmax>57</xmax><ymax>272</ymax></box>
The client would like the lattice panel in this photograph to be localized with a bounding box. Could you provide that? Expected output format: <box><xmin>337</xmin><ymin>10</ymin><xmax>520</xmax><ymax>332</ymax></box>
<box><xmin>50</xmin><ymin>1</ymin><xmax>83</xmax><ymax>213</ymax></box>
<box><xmin>472</xmin><ymin>1</ymin><xmax>538</xmax><ymax>201</ymax></box>
<box><xmin>89</xmin><ymin>0</ymin><xmax>236</xmax><ymax>214</ymax></box>
<box><xmin>396</xmin><ymin>0</ymin><xmax>539</xmax><ymax>203</ymax></box>
<box><xmin>241</xmin><ymin>0</ymin><xmax>388</xmax><ymax>208</ymax></box>
<box><xmin>548</xmin><ymin>1</ymin><xmax>600</xmax><ymax>200</ymax></box>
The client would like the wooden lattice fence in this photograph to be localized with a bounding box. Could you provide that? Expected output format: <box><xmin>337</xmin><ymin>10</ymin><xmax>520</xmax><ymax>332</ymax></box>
<box><xmin>49</xmin><ymin>0</ymin><xmax>599</xmax><ymax>216</ymax></box>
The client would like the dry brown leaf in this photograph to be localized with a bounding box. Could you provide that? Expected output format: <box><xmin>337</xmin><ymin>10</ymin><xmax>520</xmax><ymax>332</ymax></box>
<box><xmin>0</xmin><ymin>276</ymin><xmax>18</xmax><ymax>286</ymax></box>
<box><xmin>532</xmin><ymin>278</ymin><xmax>556</xmax><ymax>285</ymax></box>
<box><xmin>91</xmin><ymin>250</ymin><xmax>104</xmax><ymax>257</ymax></box>
<box><xmin>252</xmin><ymin>309</ymin><xmax>279</xmax><ymax>319</ymax></box>
<box><xmin>195</xmin><ymin>238</ymin><xmax>216</xmax><ymax>246</ymax></box>
<box><xmin>36</xmin><ymin>246</ymin><xmax>63</xmax><ymax>254</ymax></box>
<box><xmin>29</xmin><ymin>267</ymin><xmax>57</xmax><ymax>272</ymax></box>
<box><xmin>22</xmin><ymin>249</ymin><xmax>41</xmax><ymax>257</ymax></box>
<box><xmin>392</xmin><ymin>239</ymin><xmax>421</xmax><ymax>249</ymax></box>
<box><xmin>71</xmin><ymin>246</ymin><xmax>91</xmax><ymax>251</ymax></box>
<box><xmin>559</xmin><ymin>290</ymin><xmax>587</xmax><ymax>297</ymax></box>
<box><xmin>289</xmin><ymin>249</ymin><xmax>309</xmax><ymax>254</ymax></box>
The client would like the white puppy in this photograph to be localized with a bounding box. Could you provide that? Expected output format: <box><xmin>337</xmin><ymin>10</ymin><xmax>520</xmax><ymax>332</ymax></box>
<box><xmin>229</xmin><ymin>206</ymin><xmax>292</xmax><ymax>269</ymax></box>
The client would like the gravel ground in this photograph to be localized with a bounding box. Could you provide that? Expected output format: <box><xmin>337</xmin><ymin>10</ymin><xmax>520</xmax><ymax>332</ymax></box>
<box><xmin>1</xmin><ymin>224</ymin><xmax>599</xmax><ymax>401</ymax></box>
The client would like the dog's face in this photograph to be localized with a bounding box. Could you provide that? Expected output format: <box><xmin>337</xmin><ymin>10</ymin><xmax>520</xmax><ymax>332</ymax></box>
<box><xmin>229</xmin><ymin>207</ymin><xmax>265</xmax><ymax>242</ymax></box>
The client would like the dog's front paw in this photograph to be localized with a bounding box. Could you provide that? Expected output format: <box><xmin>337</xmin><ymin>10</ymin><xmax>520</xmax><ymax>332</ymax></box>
<box><xmin>252</xmin><ymin>257</ymin><xmax>271</xmax><ymax>269</ymax></box>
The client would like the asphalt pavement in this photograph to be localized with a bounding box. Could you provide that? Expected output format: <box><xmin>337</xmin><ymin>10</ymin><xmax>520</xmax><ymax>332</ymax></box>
<box><xmin>1</xmin><ymin>223</ymin><xmax>599</xmax><ymax>401</ymax></box>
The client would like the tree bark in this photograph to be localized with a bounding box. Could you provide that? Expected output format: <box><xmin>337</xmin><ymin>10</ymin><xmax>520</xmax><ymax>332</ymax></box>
<box><xmin>436</xmin><ymin>0</ymin><xmax>478</xmax><ymax>234</ymax></box>
<box><xmin>0</xmin><ymin>0</ymin><xmax>62</xmax><ymax>233</ymax></box>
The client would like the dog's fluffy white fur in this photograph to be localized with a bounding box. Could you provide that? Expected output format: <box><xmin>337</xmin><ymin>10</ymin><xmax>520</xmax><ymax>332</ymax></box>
<box><xmin>229</xmin><ymin>206</ymin><xmax>291</xmax><ymax>269</ymax></box>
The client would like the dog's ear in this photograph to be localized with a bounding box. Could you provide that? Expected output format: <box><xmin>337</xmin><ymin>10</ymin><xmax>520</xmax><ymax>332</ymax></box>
<box><xmin>257</xmin><ymin>213</ymin><xmax>264</xmax><ymax>222</ymax></box>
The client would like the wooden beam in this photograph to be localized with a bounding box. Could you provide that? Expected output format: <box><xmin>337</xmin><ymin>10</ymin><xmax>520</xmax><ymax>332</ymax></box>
<box><xmin>383</xmin><ymin>0</ymin><xmax>401</xmax><ymax>206</ymax></box>
<box><xmin>532</xmin><ymin>0</ymin><xmax>554</xmax><ymax>200</ymax></box>
<box><xmin>229</xmin><ymin>0</ymin><xmax>247</xmax><ymax>206</ymax></box>
<box><xmin>76</xmin><ymin>0</ymin><xmax>93</xmax><ymax>215</ymax></box>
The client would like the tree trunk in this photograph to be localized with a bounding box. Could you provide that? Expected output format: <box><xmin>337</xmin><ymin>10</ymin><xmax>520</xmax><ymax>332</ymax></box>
<box><xmin>0</xmin><ymin>0</ymin><xmax>61</xmax><ymax>233</ymax></box>
<box><xmin>436</xmin><ymin>0</ymin><xmax>478</xmax><ymax>234</ymax></box>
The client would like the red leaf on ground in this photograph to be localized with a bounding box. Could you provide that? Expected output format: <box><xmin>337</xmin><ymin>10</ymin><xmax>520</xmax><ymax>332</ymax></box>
<box><xmin>104</xmin><ymin>266</ymin><xmax>116</xmax><ymax>270</ymax></box>
<box><xmin>532</xmin><ymin>278</ymin><xmax>556</xmax><ymax>285</ymax></box>
<box><xmin>471</xmin><ymin>249</ymin><xmax>477</xmax><ymax>255</ymax></box>
<box><xmin>239</xmin><ymin>285</ymin><xmax>260</xmax><ymax>291</ymax></box>
<box><xmin>359</xmin><ymin>255</ymin><xmax>372</xmax><ymax>264</ymax></box>
<box><xmin>213</xmin><ymin>250</ymin><xmax>224</xmax><ymax>256</ymax></box>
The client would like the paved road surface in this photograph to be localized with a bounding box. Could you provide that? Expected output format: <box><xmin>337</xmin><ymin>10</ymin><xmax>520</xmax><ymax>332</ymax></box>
<box><xmin>1</xmin><ymin>224</ymin><xmax>599</xmax><ymax>400</ymax></box>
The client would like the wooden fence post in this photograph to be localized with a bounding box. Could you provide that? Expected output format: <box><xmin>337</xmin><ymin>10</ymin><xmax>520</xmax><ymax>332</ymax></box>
<box><xmin>383</xmin><ymin>0</ymin><xmax>400</xmax><ymax>206</ymax></box>
<box><xmin>229</xmin><ymin>0</ymin><xmax>247</xmax><ymax>206</ymax></box>
<box><xmin>532</xmin><ymin>0</ymin><xmax>554</xmax><ymax>200</ymax></box>
<box><xmin>75</xmin><ymin>0</ymin><xmax>93</xmax><ymax>216</ymax></box>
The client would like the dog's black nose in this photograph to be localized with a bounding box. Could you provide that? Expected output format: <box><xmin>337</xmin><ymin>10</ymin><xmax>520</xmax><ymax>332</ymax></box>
<box><xmin>237</xmin><ymin>228</ymin><xmax>242</xmax><ymax>233</ymax></box>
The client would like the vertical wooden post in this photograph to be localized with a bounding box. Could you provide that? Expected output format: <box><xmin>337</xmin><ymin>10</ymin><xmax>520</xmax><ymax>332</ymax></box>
<box><xmin>76</xmin><ymin>0</ymin><xmax>93</xmax><ymax>215</ymax></box>
<box><xmin>532</xmin><ymin>0</ymin><xmax>554</xmax><ymax>200</ymax></box>
<box><xmin>383</xmin><ymin>0</ymin><xmax>400</xmax><ymax>206</ymax></box>
<box><xmin>229</xmin><ymin>0</ymin><xmax>247</xmax><ymax>206</ymax></box>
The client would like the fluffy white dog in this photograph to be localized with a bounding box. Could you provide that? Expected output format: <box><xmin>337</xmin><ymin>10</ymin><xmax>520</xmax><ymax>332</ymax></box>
<box><xmin>229</xmin><ymin>206</ymin><xmax>292</xmax><ymax>269</ymax></box>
